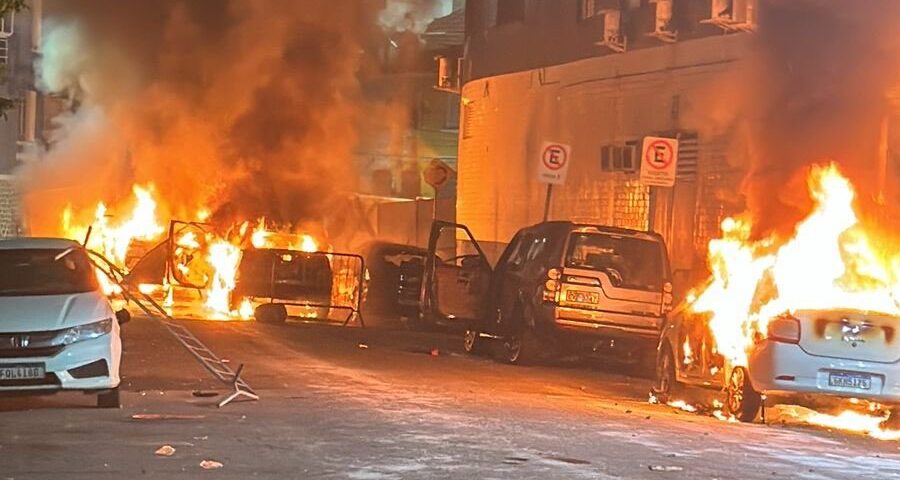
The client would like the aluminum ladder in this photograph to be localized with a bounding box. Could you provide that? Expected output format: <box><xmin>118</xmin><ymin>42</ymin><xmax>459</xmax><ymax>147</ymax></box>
<box><xmin>87</xmin><ymin>249</ymin><xmax>259</xmax><ymax>408</ymax></box>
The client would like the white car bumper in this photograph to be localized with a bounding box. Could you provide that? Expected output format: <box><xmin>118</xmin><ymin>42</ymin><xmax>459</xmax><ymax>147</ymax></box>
<box><xmin>0</xmin><ymin>332</ymin><xmax>121</xmax><ymax>393</ymax></box>
<box><xmin>748</xmin><ymin>340</ymin><xmax>900</xmax><ymax>404</ymax></box>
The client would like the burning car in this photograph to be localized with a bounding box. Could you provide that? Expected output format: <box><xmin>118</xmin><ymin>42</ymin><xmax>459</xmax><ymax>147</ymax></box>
<box><xmin>230</xmin><ymin>248</ymin><xmax>334</xmax><ymax>323</ymax></box>
<box><xmin>655</xmin><ymin>304</ymin><xmax>900</xmax><ymax>422</ymax></box>
<box><xmin>0</xmin><ymin>238</ymin><xmax>129</xmax><ymax>408</ymax></box>
<box><xmin>655</xmin><ymin>164</ymin><xmax>900</xmax><ymax>423</ymax></box>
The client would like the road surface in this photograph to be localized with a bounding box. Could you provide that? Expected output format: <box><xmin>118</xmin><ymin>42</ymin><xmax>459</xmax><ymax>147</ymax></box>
<box><xmin>0</xmin><ymin>315</ymin><xmax>897</xmax><ymax>479</ymax></box>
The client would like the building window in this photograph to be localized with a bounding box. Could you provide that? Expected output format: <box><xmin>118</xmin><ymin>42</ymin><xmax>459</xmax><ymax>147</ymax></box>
<box><xmin>580</xmin><ymin>0</ymin><xmax>600</xmax><ymax>20</ymax></box>
<box><xmin>496</xmin><ymin>0</ymin><xmax>526</xmax><ymax>26</ymax></box>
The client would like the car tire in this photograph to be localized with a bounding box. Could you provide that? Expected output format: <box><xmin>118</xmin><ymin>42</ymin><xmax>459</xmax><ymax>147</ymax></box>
<box><xmin>255</xmin><ymin>304</ymin><xmax>288</xmax><ymax>324</ymax></box>
<box><xmin>726</xmin><ymin>366</ymin><xmax>762</xmax><ymax>423</ymax></box>
<box><xmin>97</xmin><ymin>387</ymin><xmax>120</xmax><ymax>408</ymax></box>
<box><xmin>654</xmin><ymin>346</ymin><xmax>682</xmax><ymax>403</ymax></box>
<box><xmin>463</xmin><ymin>330</ymin><xmax>487</xmax><ymax>355</ymax></box>
<box><xmin>499</xmin><ymin>329</ymin><xmax>542</xmax><ymax>366</ymax></box>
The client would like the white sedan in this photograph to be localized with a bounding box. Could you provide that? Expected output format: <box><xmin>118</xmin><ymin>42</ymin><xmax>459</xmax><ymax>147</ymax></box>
<box><xmin>0</xmin><ymin>238</ymin><xmax>127</xmax><ymax>408</ymax></box>
<box><xmin>655</xmin><ymin>305</ymin><xmax>900</xmax><ymax>422</ymax></box>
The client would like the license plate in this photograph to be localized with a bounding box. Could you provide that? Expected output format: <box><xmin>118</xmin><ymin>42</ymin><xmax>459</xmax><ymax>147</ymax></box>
<box><xmin>0</xmin><ymin>364</ymin><xmax>45</xmax><ymax>381</ymax></box>
<box><xmin>828</xmin><ymin>372</ymin><xmax>872</xmax><ymax>390</ymax></box>
<box><xmin>566</xmin><ymin>290</ymin><xmax>600</xmax><ymax>304</ymax></box>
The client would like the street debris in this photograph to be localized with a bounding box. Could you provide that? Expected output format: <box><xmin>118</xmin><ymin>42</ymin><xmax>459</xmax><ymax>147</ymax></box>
<box><xmin>192</xmin><ymin>390</ymin><xmax>219</xmax><ymax>398</ymax></box>
<box><xmin>200</xmin><ymin>460</ymin><xmax>224</xmax><ymax>470</ymax></box>
<box><xmin>154</xmin><ymin>445</ymin><xmax>176</xmax><ymax>457</ymax></box>
<box><xmin>131</xmin><ymin>414</ymin><xmax>206</xmax><ymax>421</ymax></box>
<box><xmin>648</xmin><ymin>465</ymin><xmax>684</xmax><ymax>472</ymax></box>
<box><xmin>430</xmin><ymin>348</ymin><xmax>440</xmax><ymax>356</ymax></box>
<box><xmin>357</xmin><ymin>342</ymin><xmax>369</xmax><ymax>349</ymax></box>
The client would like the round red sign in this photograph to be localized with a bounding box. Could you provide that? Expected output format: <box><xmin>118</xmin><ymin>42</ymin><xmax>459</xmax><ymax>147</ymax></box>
<box><xmin>542</xmin><ymin>144</ymin><xmax>567</xmax><ymax>171</ymax></box>
<box><xmin>644</xmin><ymin>140</ymin><xmax>675</xmax><ymax>170</ymax></box>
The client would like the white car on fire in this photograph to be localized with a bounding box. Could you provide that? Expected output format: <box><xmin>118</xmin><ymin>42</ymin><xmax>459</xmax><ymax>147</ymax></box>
<box><xmin>0</xmin><ymin>238</ymin><xmax>127</xmax><ymax>408</ymax></box>
<box><xmin>654</xmin><ymin>303</ymin><xmax>900</xmax><ymax>422</ymax></box>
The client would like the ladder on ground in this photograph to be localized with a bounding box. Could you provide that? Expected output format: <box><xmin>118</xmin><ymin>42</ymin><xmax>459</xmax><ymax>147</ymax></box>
<box><xmin>86</xmin><ymin>249</ymin><xmax>259</xmax><ymax>408</ymax></box>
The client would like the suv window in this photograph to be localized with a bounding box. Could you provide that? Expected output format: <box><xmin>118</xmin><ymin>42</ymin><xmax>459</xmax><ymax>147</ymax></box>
<box><xmin>565</xmin><ymin>232</ymin><xmax>666</xmax><ymax>291</ymax></box>
<box><xmin>0</xmin><ymin>248</ymin><xmax>98</xmax><ymax>297</ymax></box>
<box><xmin>505</xmin><ymin>233</ymin><xmax>533</xmax><ymax>272</ymax></box>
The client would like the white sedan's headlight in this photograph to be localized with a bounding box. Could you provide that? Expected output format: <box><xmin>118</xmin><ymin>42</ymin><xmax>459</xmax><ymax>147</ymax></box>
<box><xmin>59</xmin><ymin>318</ymin><xmax>113</xmax><ymax>345</ymax></box>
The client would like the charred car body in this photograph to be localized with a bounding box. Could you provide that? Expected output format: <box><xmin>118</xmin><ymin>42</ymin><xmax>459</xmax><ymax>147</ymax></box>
<box><xmin>655</xmin><ymin>304</ymin><xmax>900</xmax><ymax>422</ymax></box>
<box><xmin>421</xmin><ymin>221</ymin><xmax>673</xmax><ymax>365</ymax></box>
<box><xmin>231</xmin><ymin>248</ymin><xmax>334</xmax><ymax>323</ymax></box>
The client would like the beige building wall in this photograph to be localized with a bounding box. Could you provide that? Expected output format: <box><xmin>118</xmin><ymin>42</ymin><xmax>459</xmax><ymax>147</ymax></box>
<box><xmin>458</xmin><ymin>33</ymin><xmax>752</xmax><ymax>277</ymax></box>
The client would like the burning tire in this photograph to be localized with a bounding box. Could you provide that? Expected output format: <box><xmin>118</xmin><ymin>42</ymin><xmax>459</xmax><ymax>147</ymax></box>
<box><xmin>726</xmin><ymin>366</ymin><xmax>762</xmax><ymax>423</ymax></box>
<box><xmin>255</xmin><ymin>304</ymin><xmax>288</xmax><ymax>324</ymax></box>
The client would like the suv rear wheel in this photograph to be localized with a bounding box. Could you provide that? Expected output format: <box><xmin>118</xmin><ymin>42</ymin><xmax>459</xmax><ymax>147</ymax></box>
<box><xmin>725</xmin><ymin>367</ymin><xmax>762</xmax><ymax>423</ymax></box>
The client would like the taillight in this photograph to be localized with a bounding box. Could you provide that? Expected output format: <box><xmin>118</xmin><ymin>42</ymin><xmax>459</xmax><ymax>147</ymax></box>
<box><xmin>543</xmin><ymin>268</ymin><xmax>561</xmax><ymax>303</ymax></box>
<box><xmin>768</xmin><ymin>315</ymin><xmax>801</xmax><ymax>344</ymax></box>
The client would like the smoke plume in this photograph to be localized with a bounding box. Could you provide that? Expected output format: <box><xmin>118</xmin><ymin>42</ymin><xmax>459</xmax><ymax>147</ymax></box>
<box><xmin>21</xmin><ymin>0</ymin><xmax>389</xmax><ymax>235</ymax></box>
<box><xmin>740</xmin><ymin>0</ymin><xmax>900</xmax><ymax>238</ymax></box>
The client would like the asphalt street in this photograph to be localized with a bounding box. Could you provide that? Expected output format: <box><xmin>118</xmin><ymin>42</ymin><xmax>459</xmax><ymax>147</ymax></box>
<box><xmin>0</xmin><ymin>314</ymin><xmax>897</xmax><ymax>479</ymax></box>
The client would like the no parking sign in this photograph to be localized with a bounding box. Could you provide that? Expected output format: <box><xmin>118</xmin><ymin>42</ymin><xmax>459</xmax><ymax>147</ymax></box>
<box><xmin>537</xmin><ymin>142</ymin><xmax>571</xmax><ymax>185</ymax></box>
<box><xmin>639</xmin><ymin>136</ymin><xmax>679</xmax><ymax>187</ymax></box>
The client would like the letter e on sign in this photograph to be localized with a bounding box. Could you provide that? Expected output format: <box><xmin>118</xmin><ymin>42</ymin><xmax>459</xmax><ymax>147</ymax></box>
<box><xmin>639</xmin><ymin>136</ymin><xmax>678</xmax><ymax>187</ymax></box>
<box><xmin>538</xmin><ymin>142</ymin><xmax>571</xmax><ymax>185</ymax></box>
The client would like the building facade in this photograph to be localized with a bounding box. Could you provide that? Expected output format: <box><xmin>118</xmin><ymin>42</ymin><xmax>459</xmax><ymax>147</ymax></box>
<box><xmin>456</xmin><ymin>0</ymin><xmax>762</xmax><ymax>288</ymax></box>
<box><xmin>0</xmin><ymin>0</ymin><xmax>43</xmax><ymax>237</ymax></box>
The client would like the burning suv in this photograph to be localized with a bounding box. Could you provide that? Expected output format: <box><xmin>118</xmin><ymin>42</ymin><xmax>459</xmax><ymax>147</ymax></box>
<box><xmin>421</xmin><ymin>221</ymin><xmax>672</xmax><ymax>365</ymax></box>
<box><xmin>655</xmin><ymin>304</ymin><xmax>900</xmax><ymax>422</ymax></box>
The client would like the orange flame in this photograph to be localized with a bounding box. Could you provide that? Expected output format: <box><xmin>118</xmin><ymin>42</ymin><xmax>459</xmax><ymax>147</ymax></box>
<box><xmin>693</xmin><ymin>163</ymin><xmax>899</xmax><ymax>367</ymax></box>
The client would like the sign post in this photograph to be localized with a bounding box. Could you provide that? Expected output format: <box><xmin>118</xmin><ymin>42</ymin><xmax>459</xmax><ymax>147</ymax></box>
<box><xmin>639</xmin><ymin>136</ymin><xmax>679</xmax><ymax>188</ymax></box>
<box><xmin>537</xmin><ymin>142</ymin><xmax>571</xmax><ymax>221</ymax></box>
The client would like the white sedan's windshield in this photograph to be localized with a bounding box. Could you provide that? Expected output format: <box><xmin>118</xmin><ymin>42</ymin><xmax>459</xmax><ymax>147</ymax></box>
<box><xmin>0</xmin><ymin>248</ymin><xmax>98</xmax><ymax>296</ymax></box>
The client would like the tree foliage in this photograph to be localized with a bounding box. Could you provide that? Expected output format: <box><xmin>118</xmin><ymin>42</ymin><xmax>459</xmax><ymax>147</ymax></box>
<box><xmin>0</xmin><ymin>0</ymin><xmax>27</xmax><ymax>18</ymax></box>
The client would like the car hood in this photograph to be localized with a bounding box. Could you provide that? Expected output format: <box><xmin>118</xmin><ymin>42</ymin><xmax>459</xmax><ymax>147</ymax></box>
<box><xmin>0</xmin><ymin>292</ymin><xmax>113</xmax><ymax>333</ymax></box>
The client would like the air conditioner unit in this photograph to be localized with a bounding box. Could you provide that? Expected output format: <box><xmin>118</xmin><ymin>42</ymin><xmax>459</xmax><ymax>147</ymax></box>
<box><xmin>600</xmin><ymin>145</ymin><xmax>638</xmax><ymax>173</ymax></box>
<box><xmin>596</xmin><ymin>9</ymin><xmax>626</xmax><ymax>53</ymax></box>
<box><xmin>647</xmin><ymin>0</ymin><xmax>677</xmax><ymax>43</ymax></box>
<box><xmin>702</xmin><ymin>0</ymin><xmax>757</xmax><ymax>32</ymax></box>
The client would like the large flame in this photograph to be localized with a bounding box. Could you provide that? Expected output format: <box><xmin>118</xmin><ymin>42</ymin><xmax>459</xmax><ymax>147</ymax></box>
<box><xmin>63</xmin><ymin>184</ymin><xmax>166</xmax><ymax>267</ymax></box>
<box><xmin>61</xmin><ymin>190</ymin><xmax>326</xmax><ymax>321</ymax></box>
<box><xmin>693</xmin><ymin>163</ymin><xmax>899</xmax><ymax>367</ymax></box>
<box><xmin>676</xmin><ymin>163</ymin><xmax>900</xmax><ymax>441</ymax></box>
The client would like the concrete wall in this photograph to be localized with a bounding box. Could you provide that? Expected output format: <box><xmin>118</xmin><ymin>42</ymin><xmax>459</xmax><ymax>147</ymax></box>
<box><xmin>457</xmin><ymin>33</ymin><xmax>752</xmax><ymax>283</ymax></box>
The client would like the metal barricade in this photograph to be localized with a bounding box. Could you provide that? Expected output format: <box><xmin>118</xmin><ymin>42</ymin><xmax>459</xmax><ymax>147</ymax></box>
<box><xmin>244</xmin><ymin>249</ymin><xmax>367</xmax><ymax>328</ymax></box>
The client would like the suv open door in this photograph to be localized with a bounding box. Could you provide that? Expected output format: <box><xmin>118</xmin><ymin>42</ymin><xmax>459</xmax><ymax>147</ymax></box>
<box><xmin>421</xmin><ymin>221</ymin><xmax>492</xmax><ymax>328</ymax></box>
